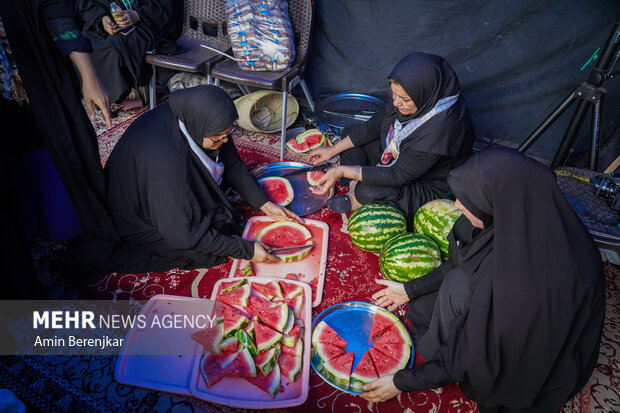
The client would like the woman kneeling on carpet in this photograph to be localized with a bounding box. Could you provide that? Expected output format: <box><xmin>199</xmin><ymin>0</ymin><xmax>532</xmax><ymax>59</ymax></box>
<box><xmin>308</xmin><ymin>52</ymin><xmax>475</xmax><ymax>223</ymax></box>
<box><xmin>105</xmin><ymin>85</ymin><xmax>302</xmax><ymax>272</ymax></box>
<box><xmin>366</xmin><ymin>147</ymin><xmax>605</xmax><ymax>411</ymax></box>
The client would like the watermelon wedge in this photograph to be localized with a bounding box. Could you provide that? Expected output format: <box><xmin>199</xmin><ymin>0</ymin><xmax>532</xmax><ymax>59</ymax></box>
<box><xmin>282</xmin><ymin>324</ymin><xmax>302</xmax><ymax>348</ymax></box>
<box><xmin>222</xmin><ymin>347</ymin><xmax>257</xmax><ymax>378</ymax></box>
<box><xmin>234</xmin><ymin>261</ymin><xmax>256</xmax><ymax>277</ymax></box>
<box><xmin>218</xmin><ymin>283</ymin><xmax>251</xmax><ymax>307</ymax></box>
<box><xmin>257</xmin><ymin>302</ymin><xmax>289</xmax><ymax>332</ymax></box>
<box><xmin>286</xmin><ymin>137</ymin><xmax>310</xmax><ymax>154</ymax></box>
<box><xmin>278</xmin><ymin>280</ymin><xmax>304</xmax><ymax>299</ymax></box>
<box><xmin>253</xmin><ymin>346</ymin><xmax>280</xmax><ymax>376</ymax></box>
<box><xmin>281</xmin><ymin>295</ymin><xmax>304</xmax><ymax>319</ymax></box>
<box><xmin>296</xmin><ymin>129</ymin><xmax>326</xmax><ymax>150</ymax></box>
<box><xmin>278</xmin><ymin>353</ymin><xmax>302</xmax><ymax>382</ymax></box>
<box><xmin>281</xmin><ymin>337</ymin><xmax>303</xmax><ymax>357</ymax></box>
<box><xmin>258</xmin><ymin>176</ymin><xmax>294</xmax><ymax>207</ymax></box>
<box><xmin>243</xmin><ymin>317</ymin><xmax>257</xmax><ymax>341</ymax></box>
<box><xmin>368</xmin><ymin>346</ymin><xmax>408</xmax><ymax>377</ymax></box>
<box><xmin>320</xmin><ymin>351</ymin><xmax>355</xmax><ymax>388</ymax></box>
<box><xmin>350</xmin><ymin>350</ymin><xmax>379</xmax><ymax>392</ymax></box>
<box><xmin>247</xmin><ymin>295</ymin><xmax>276</xmax><ymax>315</ymax></box>
<box><xmin>190</xmin><ymin>323</ymin><xmax>222</xmax><ymax>354</ymax></box>
<box><xmin>214</xmin><ymin>350</ymin><xmax>240</xmax><ymax>369</ymax></box>
<box><xmin>219</xmin><ymin>278</ymin><xmax>246</xmax><ymax>294</ymax></box>
<box><xmin>245</xmin><ymin>363</ymin><xmax>281</xmax><ymax>398</ymax></box>
<box><xmin>312</xmin><ymin>320</ymin><xmax>348</xmax><ymax>349</ymax></box>
<box><xmin>218</xmin><ymin>336</ymin><xmax>241</xmax><ymax>354</ymax></box>
<box><xmin>222</xmin><ymin>302</ymin><xmax>250</xmax><ymax>338</ymax></box>
<box><xmin>373</xmin><ymin>341</ymin><xmax>411</xmax><ymax>366</ymax></box>
<box><xmin>199</xmin><ymin>354</ymin><xmax>224</xmax><ymax>388</ymax></box>
<box><xmin>254</xmin><ymin>321</ymin><xmax>283</xmax><ymax>353</ymax></box>
<box><xmin>306</xmin><ymin>170</ymin><xmax>325</xmax><ymax>186</ymax></box>
<box><xmin>369</xmin><ymin>310</ymin><xmax>397</xmax><ymax>341</ymax></box>
<box><xmin>314</xmin><ymin>341</ymin><xmax>346</xmax><ymax>362</ymax></box>
<box><xmin>374</xmin><ymin>322</ymin><xmax>411</xmax><ymax>346</ymax></box>
<box><xmin>252</xmin><ymin>280</ymin><xmax>283</xmax><ymax>300</ymax></box>
<box><xmin>235</xmin><ymin>329</ymin><xmax>258</xmax><ymax>356</ymax></box>
<box><xmin>256</xmin><ymin>221</ymin><xmax>314</xmax><ymax>263</ymax></box>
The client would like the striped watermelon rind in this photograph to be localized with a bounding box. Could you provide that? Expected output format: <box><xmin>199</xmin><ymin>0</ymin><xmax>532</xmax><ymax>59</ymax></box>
<box><xmin>348</xmin><ymin>204</ymin><xmax>407</xmax><ymax>252</ymax></box>
<box><xmin>413</xmin><ymin>199</ymin><xmax>462</xmax><ymax>260</ymax></box>
<box><xmin>318</xmin><ymin>351</ymin><xmax>354</xmax><ymax>388</ymax></box>
<box><xmin>349</xmin><ymin>350</ymin><xmax>378</xmax><ymax>392</ymax></box>
<box><xmin>256</xmin><ymin>221</ymin><xmax>313</xmax><ymax>263</ymax></box>
<box><xmin>379</xmin><ymin>232</ymin><xmax>442</xmax><ymax>282</ymax></box>
<box><xmin>253</xmin><ymin>346</ymin><xmax>280</xmax><ymax>376</ymax></box>
<box><xmin>311</xmin><ymin>320</ymin><xmax>348</xmax><ymax>349</ymax></box>
<box><xmin>296</xmin><ymin>129</ymin><xmax>326</xmax><ymax>150</ymax></box>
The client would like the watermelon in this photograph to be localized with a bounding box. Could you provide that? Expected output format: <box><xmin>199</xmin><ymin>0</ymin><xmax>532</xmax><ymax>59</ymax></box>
<box><xmin>282</xmin><ymin>337</ymin><xmax>303</xmax><ymax>357</ymax></box>
<box><xmin>222</xmin><ymin>303</ymin><xmax>250</xmax><ymax>338</ymax></box>
<box><xmin>413</xmin><ymin>199</ymin><xmax>462</xmax><ymax>260</ymax></box>
<box><xmin>282</xmin><ymin>307</ymin><xmax>295</xmax><ymax>334</ymax></box>
<box><xmin>379</xmin><ymin>232</ymin><xmax>442</xmax><ymax>282</ymax></box>
<box><xmin>199</xmin><ymin>354</ymin><xmax>224</xmax><ymax>388</ymax></box>
<box><xmin>248</xmin><ymin>295</ymin><xmax>276</xmax><ymax>315</ymax></box>
<box><xmin>235</xmin><ymin>329</ymin><xmax>258</xmax><ymax>356</ymax></box>
<box><xmin>348</xmin><ymin>204</ymin><xmax>407</xmax><ymax>252</ymax></box>
<box><xmin>256</xmin><ymin>221</ymin><xmax>313</xmax><ymax>262</ymax></box>
<box><xmin>222</xmin><ymin>347</ymin><xmax>257</xmax><ymax>377</ymax></box>
<box><xmin>254</xmin><ymin>321</ymin><xmax>283</xmax><ymax>353</ymax></box>
<box><xmin>218</xmin><ymin>336</ymin><xmax>241</xmax><ymax>354</ymax></box>
<box><xmin>219</xmin><ymin>278</ymin><xmax>246</xmax><ymax>294</ymax></box>
<box><xmin>258</xmin><ymin>176</ymin><xmax>294</xmax><ymax>207</ymax></box>
<box><xmin>280</xmin><ymin>294</ymin><xmax>303</xmax><ymax>319</ymax></box>
<box><xmin>214</xmin><ymin>350</ymin><xmax>241</xmax><ymax>369</ymax></box>
<box><xmin>368</xmin><ymin>346</ymin><xmax>408</xmax><ymax>377</ymax></box>
<box><xmin>278</xmin><ymin>280</ymin><xmax>304</xmax><ymax>299</ymax></box>
<box><xmin>350</xmin><ymin>350</ymin><xmax>379</xmax><ymax>392</ymax></box>
<box><xmin>253</xmin><ymin>346</ymin><xmax>280</xmax><ymax>376</ymax></box>
<box><xmin>278</xmin><ymin>353</ymin><xmax>302</xmax><ymax>382</ymax></box>
<box><xmin>243</xmin><ymin>317</ymin><xmax>257</xmax><ymax>340</ymax></box>
<box><xmin>234</xmin><ymin>261</ymin><xmax>256</xmax><ymax>277</ymax></box>
<box><xmin>369</xmin><ymin>310</ymin><xmax>397</xmax><ymax>341</ymax></box>
<box><xmin>282</xmin><ymin>324</ymin><xmax>302</xmax><ymax>347</ymax></box>
<box><xmin>314</xmin><ymin>341</ymin><xmax>346</xmax><ymax>362</ymax></box>
<box><xmin>312</xmin><ymin>320</ymin><xmax>348</xmax><ymax>349</ymax></box>
<box><xmin>190</xmin><ymin>323</ymin><xmax>222</xmax><ymax>353</ymax></box>
<box><xmin>374</xmin><ymin>322</ymin><xmax>411</xmax><ymax>346</ymax></box>
<box><xmin>257</xmin><ymin>302</ymin><xmax>289</xmax><ymax>332</ymax></box>
<box><xmin>245</xmin><ymin>363</ymin><xmax>281</xmax><ymax>398</ymax></box>
<box><xmin>252</xmin><ymin>280</ymin><xmax>283</xmax><ymax>300</ymax></box>
<box><xmin>296</xmin><ymin>129</ymin><xmax>326</xmax><ymax>150</ymax></box>
<box><xmin>218</xmin><ymin>283</ymin><xmax>251</xmax><ymax>307</ymax></box>
<box><xmin>285</xmin><ymin>137</ymin><xmax>310</xmax><ymax>154</ymax></box>
<box><xmin>306</xmin><ymin>170</ymin><xmax>325</xmax><ymax>186</ymax></box>
<box><xmin>319</xmin><ymin>351</ymin><xmax>355</xmax><ymax>388</ymax></box>
<box><xmin>373</xmin><ymin>341</ymin><xmax>411</xmax><ymax>365</ymax></box>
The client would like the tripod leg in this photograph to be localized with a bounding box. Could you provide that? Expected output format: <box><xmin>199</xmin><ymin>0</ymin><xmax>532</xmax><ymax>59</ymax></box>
<box><xmin>589</xmin><ymin>97</ymin><xmax>603</xmax><ymax>171</ymax></box>
<box><xmin>518</xmin><ymin>91</ymin><xmax>577</xmax><ymax>152</ymax></box>
<box><xmin>551</xmin><ymin>99</ymin><xmax>590</xmax><ymax>168</ymax></box>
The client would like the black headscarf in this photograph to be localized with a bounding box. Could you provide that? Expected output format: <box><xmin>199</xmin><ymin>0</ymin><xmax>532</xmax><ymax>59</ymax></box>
<box><xmin>446</xmin><ymin>147</ymin><xmax>604</xmax><ymax>408</ymax></box>
<box><xmin>168</xmin><ymin>85</ymin><xmax>238</xmax><ymax>146</ymax></box>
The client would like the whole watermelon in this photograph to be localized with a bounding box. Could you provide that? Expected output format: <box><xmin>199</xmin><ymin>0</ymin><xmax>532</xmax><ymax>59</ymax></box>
<box><xmin>413</xmin><ymin>199</ymin><xmax>462</xmax><ymax>260</ymax></box>
<box><xmin>348</xmin><ymin>204</ymin><xmax>407</xmax><ymax>252</ymax></box>
<box><xmin>379</xmin><ymin>233</ymin><xmax>441</xmax><ymax>282</ymax></box>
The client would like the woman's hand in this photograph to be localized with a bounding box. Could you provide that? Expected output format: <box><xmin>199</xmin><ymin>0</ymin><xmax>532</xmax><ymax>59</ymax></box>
<box><xmin>260</xmin><ymin>201</ymin><xmax>304</xmax><ymax>224</ymax></box>
<box><xmin>372</xmin><ymin>279</ymin><xmax>409</xmax><ymax>311</ymax></box>
<box><xmin>360</xmin><ymin>375</ymin><xmax>401</xmax><ymax>402</ymax></box>
<box><xmin>251</xmin><ymin>242</ymin><xmax>280</xmax><ymax>264</ymax></box>
<box><xmin>308</xmin><ymin>146</ymin><xmax>335</xmax><ymax>165</ymax></box>
<box><xmin>308</xmin><ymin>166</ymin><xmax>342</xmax><ymax>195</ymax></box>
<box><xmin>102</xmin><ymin>15</ymin><xmax>120</xmax><ymax>35</ymax></box>
<box><xmin>115</xmin><ymin>10</ymin><xmax>140</xmax><ymax>28</ymax></box>
<box><xmin>69</xmin><ymin>51</ymin><xmax>112</xmax><ymax>128</ymax></box>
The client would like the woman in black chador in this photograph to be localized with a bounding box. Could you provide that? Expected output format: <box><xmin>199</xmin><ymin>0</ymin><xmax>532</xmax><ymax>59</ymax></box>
<box><xmin>105</xmin><ymin>85</ymin><xmax>302</xmax><ymax>272</ymax></box>
<box><xmin>77</xmin><ymin>0</ymin><xmax>182</xmax><ymax>104</ymax></box>
<box><xmin>366</xmin><ymin>147</ymin><xmax>605</xmax><ymax>411</ymax></box>
<box><xmin>308</xmin><ymin>52</ymin><xmax>475</xmax><ymax>224</ymax></box>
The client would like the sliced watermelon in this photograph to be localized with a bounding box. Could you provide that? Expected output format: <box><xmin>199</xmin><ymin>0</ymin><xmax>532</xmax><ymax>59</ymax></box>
<box><xmin>281</xmin><ymin>337</ymin><xmax>303</xmax><ymax>357</ymax></box>
<box><xmin>235</xmin><ymin>329</ymin><xmax>258</xmax><ymax>356</ymax></box>
<box><xmin>218</xmin><ymin>283</ymin><xmax>251</xmax><ymax>307</ymax></box>
<box><xmin>257</xmin><ymin>302</ymin><xmax>289</xmax><ymax>332</ymax></box>
<box><xmin>283</xmin><ymin>307</ymin><xmax>294</xmax><ymax>333</ymax></box>
<box><xmin>258</xmin><ymin>176</ymin><xmax>294</xmax><ymax>207</ymax></box>
<box><xmin>252</xmin><ymin>280</ymin><xmax>283</xmax><ymax>300</ymax></box>
<box><xmin>190</xmin><ymin>323</ymin><xmax>222</xmax><ymax>354</ymax></box>
<box><xmin>314</xmin><ymin>341</ymin><xmax>346</xmax><ymax>362</ymax></box>
<box><xmin>222</xmin><ymin>347</ymin><xmax>257</xmax><ymax>378</ymax></box>
<box><xmin>282</xmin><ymin>324</ymin><xmax>302</xmax><ymax>348</ymax></box>
<box><xmin>253</xmin><ymin>346</ymin><xmax>280</xmax><ymax>376</ymax></box>
<box><xmin>320</xmin><ymin>351</ymin><xmax>355</xmax><ymax>388</ymax></box>
<box><xmin>285</xmin><ymin>137</ymin><xmax>310</xmax><ymax>154</ymax></box>
<box><xmin>374</xmin><ymin>322</ymin><xmax>411</xmax><ymax>346</ymax></box>
<box><xmin>296</xmin><ymin>129</ymin><xmax>326</xmax><ymax>150</ymax></box>
<box><xmin>281</xmin><ymin>295</ymin><xmax>304</xmax><ymax>319</ymax></box>
<box><xmin>312</xmin><ymin>320</ymin><xmax>348</xmax><ymax>349</ymax></box>
<box><xmin>219</xmin><ymin>278</ymin><xmax>247</xmax><ymax>294</ymax></box>
<box><xmin>247</xmin><ymin>295</ymin><xmax>276</xmax><ymax>315</ymax></box>
<box><xmin>254</xmin><ymin>321</ymin><xmax>283</xmax><ymax>353</ymax></box>
<box><xmin>222</xmin><ymin>302</ymin><xmax>250</xmax><ymax>338</ymax></box>
<box><xmin>350</xmin><ymin>350</ymin><xmax>379</xmax><ymax>392</ymax></box>
<box><xmin>218</xmin><ymin>336</ymin><xmax>241</xmax><ymax>354</ymax></box>
<box><xmin>256</xmin><ymin>221</ymin><xmax>313</xmax><ymax>263</ymax></box>
<box><xmin>278</xmin><ymin>280</ymin><xmax>304</xmax><ymax>299</ymax></box>
<box><xmin>234</xmin><ymin>261</ymin><xmax>256</xmax><ymax>277</ymax></box>
<box><xmin>373</xmin><ymin>341</ymin><xmax>410</xmax><ymax>367</ymax></box>
<box><xmin>199</xmin><ymin>354</ymin><xmax>224</xmax><ymax>388</ymax></box>
<box><xmin>369</xmin><ymin>310</ymin><xmax>397</xmax><ymax>341</ymax></box>
<box><xmin>368</xmin><ymin>346</ymin><xmax>408</xmax><ymax>377</ymax></box>
<box><xmin>284</xmin><ymin>273</ymin><xmax>300</xmax><ymax>281</ymax></box>
<box><xmin>243</xmin><ymin>317</ymin><xmax>257</xmax><ymax>341</ymax></box>
<box><xmin>278</xmin><ymin>353</ymin><xmax>302</xmax><ymax>382</ymax></box>
<box><xmin>244</xmin><ymin>363</ymin><xmax>281</xmax><ymax>398</ymax></box>
<box><xmin>306</xmin><ymin>170</ymin><xmax>325</xmax><ymax>186</ymax></box>
<box><xmin>214</xmin><ymin>350</ymin><xmax>240</xmax><ymax>369</ymax></box>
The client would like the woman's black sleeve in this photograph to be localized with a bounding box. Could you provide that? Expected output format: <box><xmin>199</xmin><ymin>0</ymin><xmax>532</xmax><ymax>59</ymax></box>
<box><xmin>343</xmin><ymin>108</ymin><xmax>385</xmax><ymax>148</ymax></box>
<box><xmin>361</xmin><ymin>149</ymin><xmax>443</xmax><ymax>187</ymax></box>
<box><xmin>404</xmin><ymin>259</ymin><xmax>455</xmax><ymax>299</ymax></box>
<box><xmin>392</xmin><ymin>359</ymin><xmax>456</xmax><ymax>392</ymax></box>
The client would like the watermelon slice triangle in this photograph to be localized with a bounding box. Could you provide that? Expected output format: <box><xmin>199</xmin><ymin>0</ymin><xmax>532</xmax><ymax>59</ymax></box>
<box><xmin>278</xmin><ymin>280</ymin><xmax>304</xmax><ymax>299</ymax></box>
<box><xmin>369</xmin><ymin>310</ymin><xmax>397</xmax><ymax>341</ymax></box>
<box><xmin>320</xmin><ymin>351</ymin><xmax>355</xmax><ymax>388</ymax></box>
<box><xmin>368</xmin><ymin>346</ymin><xmax>408</xmax><ymax>377</ymax></box>
<box><xmin>219</xmin><ymin>278</ymin><xmax>247</xmax><ymax>294</ymax></box>
<box><xmin>257</xmin><ymin>302</ymin><xmax>289</xmax><ymax>332</ymax></box>
<box><xmin>218</xmin><ymin>283</ymin><xmax>251</xmax><ymax>308</ymax></box>
<box><xmin>372</xmin><ymin>341</ymin><xmax>411</xmax><ymax>366</ymax></box>
<box><xmin>252</xmin><ymin>280</ymin><xmax>284</xmax><ymax>300</ymax></box>
<box><xmin>222</xmin><ymin>347</ymin><xmax>257</xmax><ymax>378</ymax></box>
<box><xmin>254</xmin><ymin>321</ymin><xmax>283</xmax><ymax>353</ymax></box>
<box><xmin>350</xmin><ymin>350</ymin><xmax>379</xmax><ymax>392</ymax></box>
<box><xmin>199</xmin><ymin>353</ymin><xmax>224</xmax><ymax>388</ymax></box>
<box><xmin>190</xmin><ymin>323</ymin><xmax>223</xmax><ymax>354</ymax></box>
<box><xmin>314</xmin><ymin>341</ymin><xmax>346</xmax><ymax>362</ymax></box>
<box><xmin>244</xmin><ymin>363</ymin><xmax>281</xmax><ymax>398</ymax></box>
<box><xmin>278</xmin><ymin>353</ymin><xmax>302</xmax><ymax>382</ymax></box>
<box><xmin>312</xmin><ymin>320</ymin><xmax>347</xmax><ymax>348</ymax></box>
<box><xmin>222</xmin><ymin>302</ymin><xmax>250</xmax><ymax>338</ymax></box>
<box><xmin>374</xmin><ymin>322</ymin><xmax>411</xmax><ymax>346</ymax></box>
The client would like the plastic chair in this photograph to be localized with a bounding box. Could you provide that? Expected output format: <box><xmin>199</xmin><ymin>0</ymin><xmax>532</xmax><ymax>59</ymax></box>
<box><xmin>145</xmin><ymin>0</ymin><xmax>230</xmax><ymax>109</ymax></box>
<box><xmin>210</xmin><ymin>0</ymin><xmax>316</xmax><ymax>161</ymax></box>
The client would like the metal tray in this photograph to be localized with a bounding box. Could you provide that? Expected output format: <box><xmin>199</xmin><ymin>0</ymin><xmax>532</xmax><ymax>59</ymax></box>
<box><xmin>310</xmin><ymin>301</ymin><xmax>414</xmax><ymax>395</ymax></box>
<box><xmin>252</xmin><ymin>161</ymin><xmax>334</xmax><ymax>216</ymax></box>
<box><xmin>315</xmin><ymin>93</ymin><xmax>385</xmax><ymax>134</ymax></box>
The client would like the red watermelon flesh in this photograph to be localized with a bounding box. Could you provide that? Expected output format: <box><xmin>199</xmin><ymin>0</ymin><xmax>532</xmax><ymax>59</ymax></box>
<box><xmin>374</xmin><ymin>323</ymin><xmax>410</xmax><ymax>346</ymax></box>
<box><xmin>315</xmin><ymin>341</ymin><xmax>346</xmax><ymax>361</ymax></box>
<box><xmin>248</xmin><ymin>296</ymin><xmax>276</xmax><ymax>315</ymax></box>
<box><xmin>284</xmin><ymin>325</ymin><xmax>301</xmax><ymax>347</ymax></box>
<box><xmin>218</xmin><ymin>337</ymin><xmax>241</xmax><ymax>354</ymax></box>
<box><xmin>254</xmin><ymin>321</ymin><xmax>283</xmax><ymax>353</ymax></box>
<box><xmin>278</xmin><ymin>280</ymin><xmax>304</xmax><ymax>299</ymax></box>
<box><xmin>321</xmin><ymin>351</ymin><xmax>355</xmax><ymax>388</ymax></box>
<box><xmin>252</xmin><ymin>280</ymin><xmax>283</xmax><ymax>300</ymax></box>
<box><xmin>217</xmin><ymin>283</ymin><xmax>251</xmax><ymax>307</ymax></box>
<box><xmin>296</xmin><ymin>131</ymin><xmax>325</xmax><ymax>149</ymax></box>
<box><xmin>312</xmin><ymin>321</ymin><xmax>348</xmax><ymax>348</ymax></box>
<box><xmin>350</xmin><ymin>350</ymin><xmax>379</xmax><ymax>391</ymax></box>
<box><xmin>286</xmin><ymin>138</ymin><xmax>310</xmax><ymax>154</ymax></box>
<box><xmin>234</xmin><ymin>261</ymin><xmax>255</xmax><ymax>277</ymax></box>
<box><xmin>373</xmin><ymin>341</ymin><xmax>410</xmax><ymax>364</ymax></box>
<box><xmin>256</xmin><ymin>222</ymin><xmax>311</xmax><ymax>249</ymax></box>
<box><xmin>191</xmin><ymin>324</ymin><xmax>222</xmax><ymax>354</ymax></box>
<box><xmin>306</xmin><ymin>170</ymin><xmax>325</xmax><ymax>186</ymax></box>
<box><xmin>278</xmin><ymin>353</ymin><xmax>302</xmax><ymax>382</ymax></box>
<box><xmin>368</xmin><ymin>347</ymin><xmax>406</xmax><ymax>376</ymax></box>
<box><xmin>369</xmin><ymin>311</ymin><xmax>397</xmax><ymax>341</ymax></box>
<box><xmin>199</xmin><ymin>354</ymin><xmax>224</xmax><ymax>388</ymax></box>
<box><xmin>221</xmin><ymin>302</ymin><xmax>250</xmax><ymax>337</ymax></box>
<box><xmin>281</xmin><ymin>337</ymin><xmax>303</xmax><ymax>357</ymax></box>
<box><xmin>244</xmin><ymin>363</ymin><xmax>281</xmax><ymax>398</ymax></box>
<box><xmin>258</xmin><ymin>176</ymin><xmax>294</xmax><ymax>207</ymax></box>
<box><xmin>222</xmin><ymin>348</ymin><xmax>257</xmax><ymax>377</ymax></box>
<box><xmin>257</xmin><ymin>302</ymin><xmax>289</xmax><ymax>332</ymax></box>
<box><xmin>218</xmin><ymin>278</ymin><xmax>246</xmax><ymax>294</ymax></box>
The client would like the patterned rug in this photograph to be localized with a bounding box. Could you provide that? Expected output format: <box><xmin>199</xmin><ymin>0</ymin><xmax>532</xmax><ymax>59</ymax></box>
<box><xmin>3</xmin><ymin>104</ymin><xmax>618</xmax><ymax>412</ymax></box>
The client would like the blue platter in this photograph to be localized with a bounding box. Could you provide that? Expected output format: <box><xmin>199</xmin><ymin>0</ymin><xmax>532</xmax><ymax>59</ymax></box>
<box><xmin>310</xmin><ymin>301</ymin><xmax>414</xmax><ymax>395</ymax></box>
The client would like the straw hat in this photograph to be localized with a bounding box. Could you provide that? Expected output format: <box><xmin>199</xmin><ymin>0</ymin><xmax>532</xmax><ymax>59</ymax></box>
<box><xmin>234</xmin><ymin>90</ymin><xmax>299</xmax><ymax>133</ymax></box>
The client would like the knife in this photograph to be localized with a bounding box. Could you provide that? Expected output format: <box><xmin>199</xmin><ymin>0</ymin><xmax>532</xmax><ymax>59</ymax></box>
<box><xmin>279</xmin><ymin>163</ymin><xmax>332</xmax><ymax>179</ymax></box>
<box><xmin>265</xmin><ymin>243</ymin><xmax>317</xmax><ymax>254</ymax></box>
<box><xmin>321</xmin><ymin>109</ymin><xmax>375</xmax><ymax>120</ymax></box>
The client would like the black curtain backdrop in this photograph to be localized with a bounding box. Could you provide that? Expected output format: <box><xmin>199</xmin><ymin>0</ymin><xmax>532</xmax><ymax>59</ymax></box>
<box><xmin>304</xmin><ymin>0</ymin><xmax>620</xmax><ymax>167</ymax></box>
